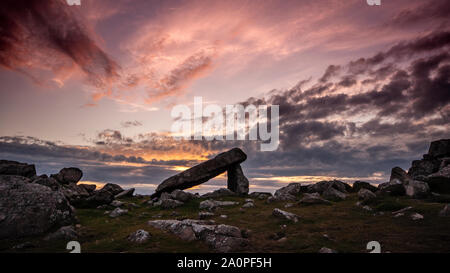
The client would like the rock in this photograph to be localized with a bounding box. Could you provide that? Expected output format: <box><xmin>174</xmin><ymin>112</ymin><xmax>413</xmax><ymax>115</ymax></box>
<box><xmin>227</xmin><ymin>164</ymin><xmax>249</xmax><ymax>195</ymax></box>
<box><xmin>410</xmin><ymin>213</ymin><xmax>424</xmax><ymax>221</ymax></box>
<box><xmin>249</xmin><ymin>192</ymin><xmax>272</xmax><ymax>199</ymax></box>
<box><xmin>100</xmin><ymin>183</ymin><xmax>124</xmax><ymax>196</ymax></box>
<box><xmin>242</xmin><ymin>202</ymin><xmax>254</xmax><ymax>208</ymax></box>
<box><xmin>352</xmin><ymin>181</ymin><xmax>377</xmax><ymax>192</ymax></box>
<box><xmin>115</xmin><ymin>188</ymin><xmax>135</xmax><ymax>199</ymax></box>
<box><xmin>274</xmin><ymin>183</ymin><xmax>302</xmax><ymax>201</ymax></box>
<box><xmin>427</xmin><ymin>165</ymin><xmax>450</xmax><ymax>193</ymax></box>
<box><xmin>428</xmin><ymin>139</ymin><xmax>450</xmax><ymax>158</ymax></box>
<box><xmin>377</xmin><ymin>179</ymin><xmax>406</xmax><ymax>196</ymax></box>
<box><xmin>390</xmin><ymin>167</ymin><xmax>412</xmax><ymax>184</ymax></box>
<box><xmin>404</xmin><ymin>180</ymin><xmax>430</xmax><ymax>199</ymax></box>
<box><xmin>439</xmin><ymin>204</ymin><xmax>450</xmax><ymax>217</ymax></box>
<box><xmin>44</xmin><ymin>226</ymin><xmax>78</xmax><ymax>241</ymax></box>
<box><xmin>199</xmin><ymin>200</ymin><xmax>239</xmax><ymax>211</ymax></box>
<box><xmin>409</xmin><ymin>159</ymin><xmax>440</xmax><ymax>179</ymax></box>
<box><xmin>170</xmin><ymin>189</ymin><xmax>195</xmax><ymax>202</ymax></box>
<box><xmin>78</xmin><ymin>184</ymin><xmax>96</xmax><ymax>193</ymax></box>
<box><xmin>109</xmin><ymin>208</ymin><xmax>128</xmax><ymax>218</ymax></box>
<box><xmin>59</xmin><ymin>183</ymin><xmax>90</xmax><ymax>206</ymax></box>
<box><xmin>0</xmin><ymin>160</ymin><xmax>36</xmax><ymax>178</ymax></box>
<box><xmin>51</xmin><ymin>167</ymin><xmax>83</xmax><ymax>184</ymax></box>
<box><xmin>199</xmin><ymin>212</ymin><xmax>215</xmax><ymax>219</ymax></box>
<box><xmin>362</xmin><ymin>205</ymin><xmax>372</xmax><ymax>211</ymax></box>
<box><xmin>319</xmin><ymin>247</ymin><xmax>337</xmax><ymax>253</ymax></box>
<box><xmin>392</xmin><ymin>206</ymin><xmax>413</xmax><ymax>215</ymax></box>
<box><xmin>32</xmin><ymin>176</ymin><xmax>60</xmax><ymax>191</ymax></box>
<box><xmin>147</xmin><ymin>219</ymin><xmax>248</xmax><ymax>252</ymax></box>
<box><xmin>307</xmin><ymin>180</ymin><xmax>350</xmax><ymax>194</ymax></box>
<box><xmin>272</xmin><ymin>208</ymin><xmax>299</xmax><ymax>223</ymax></box>
<box><xmin>0</xmin><ymin>175</ymin><xmax>75</xmax><ymax>239</ymax></box>
<box><xmin>79</xmin><ymin>189</ymin><xmax>114</xmax><ymax>208</ymax></box>
<box><xmin>299</xmin><ymin>193</ymin><xmax>331</xmax><ymax>205</ymax></box>
<box><xmin>269</xmin><ymin>231</ymin><xmax>286</xmax><ymax>240</ymax></box>
<box><xmin>220</xmin><ymin>215</ymin><xmax>228</xmax><ymax>219</ymax></box>
<box><xmin>160</xmin><ymin>199</ymin><xmax>184</xmax><ymax>209</ymax></box>
<box><xmin>284</xmin><ymin>203</ymin><xmax>294</xmax><ymax>208</ymax></box>
<box><xmin>201</xmin><ymin>188</ymin><xmax>237</xmax><ymax>198</ymax></box>
<box><xmin>358</xmin><ymin>188</ymin><xmax>377</xmax><ymax>202</ymax></box>
<box><xmin>322</xmin><ymin>187</ymin><xmax>347</xmax><ymax>201</ymax></box>
<box><xmin>127</xmin><ymin>229</ymin><xmax>151</xmax><ymax>243</ymax></box>
<box><xmin>110</xmin><ymin>200</ymin><xmax>124</xmax><ymax>207</ymax></box>
<box><xmin>393</xmin><ymin>213</ymin><xmax>404</xmax><ymax>218</ymax></box>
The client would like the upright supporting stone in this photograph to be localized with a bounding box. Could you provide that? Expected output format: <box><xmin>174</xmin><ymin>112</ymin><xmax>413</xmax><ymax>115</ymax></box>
<box><xmin>227</xmin><ymin>164</ymin><xmax>249</xmax><ymax>195</ymax></box>
<box><xmin>151</xmin><ymin>148</ymin><xmax>247</xmax><ymax>198</ymax></box>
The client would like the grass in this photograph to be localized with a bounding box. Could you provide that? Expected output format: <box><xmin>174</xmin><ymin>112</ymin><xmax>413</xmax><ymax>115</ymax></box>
<box><xmin>1</xmin><ymin>193</ymin><xmax>449</xmax><ymax>253</ymax></box>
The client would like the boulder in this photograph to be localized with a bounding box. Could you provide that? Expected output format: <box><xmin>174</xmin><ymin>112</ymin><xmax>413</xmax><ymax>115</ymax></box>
<box><xmin>199</xmin><ymin>212</ymin><xmax>215</xmax><ymax>219</ymax></box>
<box><xmin>377</xmin><ymin>179</ymin><xmax>406</xmax><ymax>196</ymax></box>
<box><xmin>77</xmin><ymin>189</ymin><xmax>114</xmax><ymax>208</ymax></box>
<box><xmin>127</xmin><ymin>229</ymin><xmax>151</xmax><ymax>244</ymax></box>
<box><xmin>358</xmin><ymin>188</ymin><xmax>377</xmax><ymax>202</ymax></box>
<box><xmin>51</xmin><ymin>167</ymin><xmax>83</xmax><ymax>184</ymax></box>
<box><xmin>390</xmin><ymin>167</ymin><xmax>412</xmax><ymax>184</ymax></box>
<box><xmin>404</xmin><ymin>180</ymin><xmax>430</xmax><ymax>199</ymax></box>
<box><xmin>32</xmin><ymin>176</ymin><xmax>60</xmax><ymax>191</ymax></box>
<box><xmin>227</xmin><ymin>164</ymin><xmax>249</xmax><ymax>195</ymax></box>
<box><xmin>428</xmin><ymin>139</ymin><xmax>450</xmax><ymax>158</ymax></box>
<box><xmin>410</xmin><ymin>213</ymin><xmax>424</xmax><ymax>221</ymax></box>
<box><xmin>0</xmin><ymin>160</ymin><xmax>36</xmax><ymax>178</ymax></box>
<box><xmin>322</xmin><ymin>187</ymin><xmax>347</xmax><ymax>201</ymax></box>
<box><xmin>273</xmin><ymin>183</ymin><xmax>302</xmax><ymax>201</ymax></box>
<box><xmin>439</xmin><ymin>204</ymin><xmax>450</xmax><ymax>217</ymax></box>
<box><xmin>59</xmin><ymin>183</ymin><xmax>90</xmax><ymax>206</ymax></box>
<box><xmin>319</xmin><ymin>247</ymin><xmax>338</xmax><ymax>253</ymax></box>
<box><xmin>201</xmin><ymin>188</ymin><xmax>237</xmax><ymax>198</ymax></box>
<box><xmin>170</xmin><ymin>189</ymin><xmax>196</xmax><ymax>202</ymax></box>
<box><xmin>272</xmin><ymin>208</ymin><xmax>299</xmax><ymax>223</ymax></box>
<box><xmin>44</xmin><ymin>225</ymin><xmax>78</xmax><ymax>241</ymax></box>
<box><xmin>427</xmin><ymin>165</ymin><xmax>450</xmax><ymax>193</ymax></box>
<box><xmin>115</xmin><ymin>188</ymin><xmax>135</xmax><ymax>199</ymax></box>
<box><xmin>199</xmin><ymin>200</ymin><xmax>239</xmax><ymax>211</ymax></box>
<box><xmin>408</xmin><ymin>159</ymin><xmax>440</xmax><ymax>179</ymax></box>
<box><xmin>307</xmin><ymin>180</ymin><xmax>350</xmax><ymax>194</ymax></box>
<box><xmin>78</xmin><ymin>184</ymin><xmax>96</xmax><ymax>193</ymax></box>
<box><xmin>249</xmin><ymin>192</ymin><xmax>272</xmax><ymax>199</ymax></box>
<box><xmin>159</xmin><ymin>199</ymin><xmax>184</xmax><ymax>209</ymax></box>
<box><xmin>352</xmin><ymin>181</ymin><xmax>377</xmax><ymax>193</ymax></box>
<box><xmin>299</xmin><ymin>193</ymin><xmax>331</xmax><ymax>205</ymax></box>
<box><xmin>0</xmin><ymin>175</ymin><xmax>75</xmax><ymax>239</ymax></box>
<box><xmin>147</xmin><ymin>219</ymin><xmax>248</xmax><ymax>252</ymax></box>
<box><xmin>100</xmin><ymin>183</ymin><xmax>124</xmax><ymax>196</ymax></box>
<box><xmin>151</xmin><ymin>148</ymin><xmax>247</xmax><ymax>198</ymax></box>
<box><xmin>109</xmin><ymin>207</ymin><xmax>128</xmax><ymax>218</ymax></box>
<box><xmin>110</xmin><ymin>200</ymin><xmax>124</xmax><ymax>207</ymax></box>
<box><xmin>242</xmin><ymin>202</ymin><xmax>254</xmax><ymax>208</ymax></box>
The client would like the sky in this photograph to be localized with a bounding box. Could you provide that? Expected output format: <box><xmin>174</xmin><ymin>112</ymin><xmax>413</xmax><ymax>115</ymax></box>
<box><xmin>0</xmin><ymin>0</ymin><xmax>449</xmax><ymax>194</ymax></box>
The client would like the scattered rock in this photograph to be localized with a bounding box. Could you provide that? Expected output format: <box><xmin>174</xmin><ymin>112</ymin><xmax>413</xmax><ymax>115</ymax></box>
<box><xmin>284</xmin><ymin>203</ymin><xmax>294</xmax><ymax>208</ymax></box>
<box><xmin>220</xmin><ymin>215</ymin><xmax>228</xmax><ymax>219</ymax></box>
<box><xmin>158</xmin><ymin>199</ymin><xmax>184</xmax><ymax>209</ymax></box>
<box><xmin>78</xmin><ymin>184</ymin><xmax>96</xmax><ymax>193</ymax></box>
<box><xmin>0</xmin><ymin>175</ymin><xmax>75</xmax><ymax>239</ymax></box>
<box><xmin>319</xmin><ymin>247</ymin><xmax>337</xmax><ymax>253</ymax></box>
<box><xmin>269</xmin><ymin>231</ymin><xmax>285</xmax><ymax>240</ymax></box>
<box><xmin>227</xmin><ymin>163</ymin><xmax>249</xmax><ymax>195</ymax></box>
<box><xmin>439</xmin><ymin>204</ymin><xmax>450</xmax><ymax>217</ymax></box>
<box><xmin>115</xmin><ymin>188</ymin><xmax>135</xmax><ymax>199</ymax></box>
<box><xmin>242</xmin><ymin>202</ymin><xmax>254</xmax><ymax>208</ymax></box>
<box><xmin>170</xmin><ymin>189</ymin><xmax>196</xmax><ymax>202</ymax></box>
<box><xmin>392</xmin><ymin>206</ymin><xmax>413</xmax><ymax>215</ymax></box>
<box><xmin>127</xmin><ymin>229</ymin><xmax>150</xmax><ymax>244</ymax></box>
<box><xmin>410</xmin><ymin>213</ymin><xmax>424</xmax><ymax>221</ymax></box>
<box><xmin>390</xmin><ymin>167</ymin><xmax>412</xmax><ymax>185</ymax></box>
<box><xmin>272</xmin><ymin>208</ymin><xmax>299</xmax><ymax>223</ymax></box>
<box><xmin>109</xmin><ymin>208</ymin><xmax>128</xmax><ymax>218</ymax></box>
<box><xmin>249</xmin><ymin>192</ymin><xmax>272</xmax><ymax>200</ymax></box>
<box><xmin>0</xmin><ymin>160</ymin><xmax>36</xmax><ymax>178</ymax></box>
<box><xmin>44</xmin><ymin>225</ymin><xmax>78</xmax><ymax>241</ymax></box>
<box><xmin>299</xmin><ymin>193</ymin><xmax>331</xmax><ymax>205</ymax></box>
<box><xmin>307</xmin><ymin>180</ymin><xmax>350</xmax><ymax>194</ymax></box>
<box><xmin>110</xmin><ymin>200</ymin><xmax>124</xmax><ymax>207</ymax></box>
<box><xmin>199</xmin><ymin>200</ymin><xmax>239</xmax><ymax>211</ymax></box>
<box><xmin>362</xmin><ymin>205</ymin><xmax>372</xmax><ymax>211</ymax></box>
<box><xmin>427</xmin><ymin>165</ymin><xmax>450</xmax><ymax>194</ymax></box>
<box><xmin>199</xmin><ymin>212</ymin><xmax>215</xmax><ymax>219</ymax></box>
<box><xmin>393</xmin><ymin>213</ymin><xmax>404</xmax><ymax>218</ymax></box>
<box><xmin>100</xmin><ymin>183</ymin><xmax>124</xmax><ymax>196</ymax></box>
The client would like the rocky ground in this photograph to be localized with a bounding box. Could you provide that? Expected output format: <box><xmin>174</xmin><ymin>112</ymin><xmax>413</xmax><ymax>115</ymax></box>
<box><xmin>1</xmin><ymin>139</ymin><xmax>450</xmax><ymax>253</ymax></box>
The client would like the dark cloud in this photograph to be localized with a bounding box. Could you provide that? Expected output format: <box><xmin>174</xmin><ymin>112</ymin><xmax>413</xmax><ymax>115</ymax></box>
<box><xmin>0</xmin><ymin>0</ymin><xmax>119</xmax><ymax>88</ymax></box>
<box><xmin>121</xmin><ymin>120</ymin><xmax>143</xmax><ymax>128</ymax></box>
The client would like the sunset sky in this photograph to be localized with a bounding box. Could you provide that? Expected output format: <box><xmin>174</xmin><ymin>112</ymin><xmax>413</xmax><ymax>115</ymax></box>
<box><xmin>1</xmin><ymin>0</ymin><xmax>449</xmax><ymax>194</ymax></box>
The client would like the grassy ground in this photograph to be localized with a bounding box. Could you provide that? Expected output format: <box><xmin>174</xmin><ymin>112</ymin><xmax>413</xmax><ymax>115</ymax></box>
<box><xmin>1</xmin><ymin>193</ymin><xmax>450</xmax><ymax>253</ymax></box>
